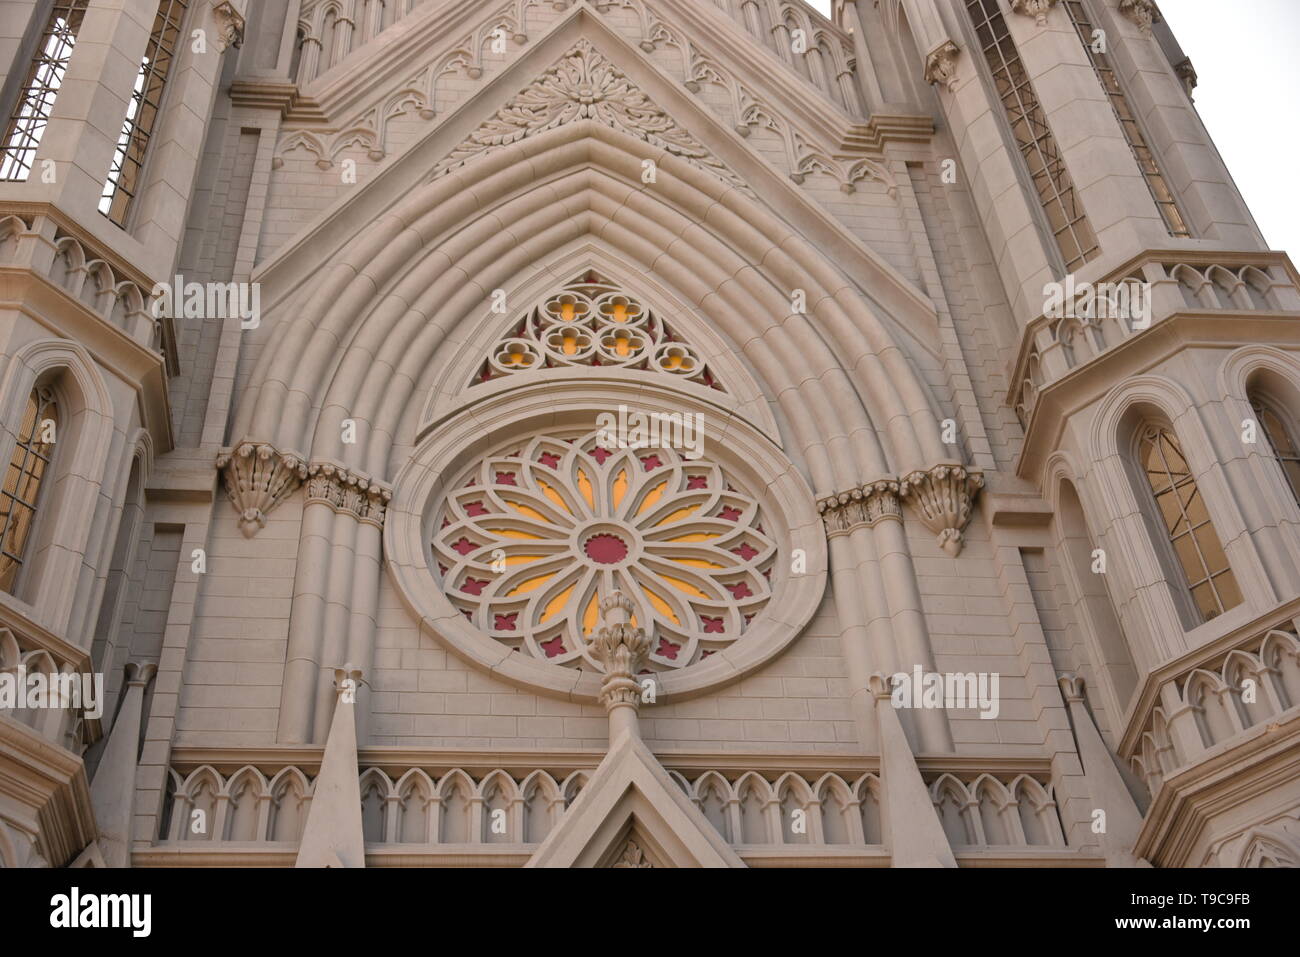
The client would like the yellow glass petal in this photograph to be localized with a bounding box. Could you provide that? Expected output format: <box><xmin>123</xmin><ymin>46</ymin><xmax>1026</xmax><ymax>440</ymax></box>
<box><xmin>542</xmin><ymin>582</ymin><xmax>574</xmax><ymax>623</ymax></box>
<box><xmin>488</xmin><ymin>528</ymin><xmax>545</xmax><ymax>540</ymax></box>
<box><xmin>659</xmin><ymin>574</ymin><xmax>710</xmax><ymax>599</ymax></box>
<box><xmin>507</xmin><ymin>572</ymin><xmax>554</xmax><ymax>596</ymax></box>
<box><xmin>538</xmin><ymin>481</ymin><xmax>571</xmax><ymax>515</ymax></box>
<box><xmin>612</xmin><ymin>469</ymin><xmax>628</xmax><ymax>508</ymax></box>
<box><xmin>655</xmin><ymin>504</ymin><xmax>699</xmax><ymax>526</ymax></box>
<box><xmin>505</xmin><ymin>555</ymin><xmax>545</xmax><ymax>566</ymax></box>
<box><xmin>636</xmin><ymin>481</ymin><xmax>667</xmax><ymax>516</ymax></box>
<box><xmin>576</xmin><ymin>468</ymin><xmax>594</xmax><ymax>509</ymax></box>
<box><xmin>665</xmin><ymin>532</ymin><xmax>718</xmax><ymax>543</ymax></box>
<box><xmin>507</xmin><ymin>501</ymin><xmax>549</xmax><ymax>523</ymax></box>
<box><xmin>641</xmin><ymin>584</ymin><xmax>681</xmax><ymax>626</ymax></box>
<box><xmin>669</xmin><ymin>557</ymin><xmax>724</xmax><ymax>570</ymax></box>
<box><xmin>582</xmin><ymin>592</ymin><xmax>599</xmax><ymax>635</ymax></box>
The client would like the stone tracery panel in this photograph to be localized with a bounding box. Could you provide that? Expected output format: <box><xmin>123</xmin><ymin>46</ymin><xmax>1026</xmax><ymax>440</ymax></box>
<box><xmin>431</xmin><ymin>428</ymin><xmax>775</xmax><ymax>672</ymax></box>
<box><xmin>473</xmin><ymin>271</ymin><xmax>726</xmax><ymax>391</ymax></box>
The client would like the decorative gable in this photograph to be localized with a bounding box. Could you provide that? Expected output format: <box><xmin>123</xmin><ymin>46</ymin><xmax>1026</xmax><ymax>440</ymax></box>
<box><xmin>432</xmin><ymin>38</ymin><xmax>747</xmax><ymax>191</ymax></box>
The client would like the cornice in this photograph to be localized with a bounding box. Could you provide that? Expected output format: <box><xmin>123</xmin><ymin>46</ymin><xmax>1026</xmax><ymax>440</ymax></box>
<box><xmin>0</xmin><ymin>717</ymin><xmax>97</xmax><ymax>866</ymax></box>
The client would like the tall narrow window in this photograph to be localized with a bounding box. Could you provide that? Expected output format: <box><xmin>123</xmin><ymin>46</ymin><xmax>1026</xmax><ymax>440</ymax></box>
<box><xmin>99</xmin><ymin>0</ymin><xmax>189</xmax><ymax>227</ymax></box>
<box><xmin>1062</xmin><ymin>1</ymin><xmax>1191</xmax><ymax>237</ymax></box>
<box><xmin>0</xmin><ymin>387</ymin><xmax>59</xmax><ymax>593</ymax></box>
<box><xmin>1251</xmin><ymin>395</ymin><xmax>1300</xmax><ymax>506</ymax></box>
<box><xmin>965</xmin><ymin>0</ymin><xmax>1100</xmax><ymax>271</ymax></box>
<box><xmin>0</xmin><ymin>1</ymin><xmax>91</xmax><ymax>181</ymax></box>
<box><xmin>1138</xmin><ymin>424</ymin><xmax>1241</xmax><ymax>622</ymax></box>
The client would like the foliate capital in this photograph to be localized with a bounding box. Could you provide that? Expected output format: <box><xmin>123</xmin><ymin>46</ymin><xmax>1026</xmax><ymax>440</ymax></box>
<box><xmin>897</xmin><ymin>465</ymin><xmax>985</xmax><ymax>557</ymax></box>
<box><xmin>817</xmin><ymin>480</ymin><xmax>902</xmax><ymax>536</ymax></box>
<box><xmin>587</xmin><ymin>591</ymin><xmax>653</xmax><ymax>712</ymax></box>
<box><xmin>1010</xmin><ymin>0</ymin><xmax>1058</xmax><ymax>27</ymax></box>
<box><xmin>216</xmin><ymin>442</ymin><xmax>308</xmax><ymax>538</ymax></box>
<box><xmin>924</xmin><ymin>40</ymin><xmax>961</xmax><ymax>93</ymax></box>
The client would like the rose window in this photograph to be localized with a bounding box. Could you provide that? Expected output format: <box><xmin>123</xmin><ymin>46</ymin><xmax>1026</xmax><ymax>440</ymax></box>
<box><xmin>431</xmin><ymin>429</ymin><xmax>776</xmax><ymax>672</ymax></box>
<box><xmin>473</xmin><ymin>271</ymin><xmax>726</xmax><ymax>392</ymax></box>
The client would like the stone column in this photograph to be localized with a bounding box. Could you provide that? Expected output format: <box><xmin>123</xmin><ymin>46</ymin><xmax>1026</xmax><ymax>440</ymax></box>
<box><xmin>586</xmin><ymin>592</ymin><xmax>653</xmax><ymax>746</ymax></box>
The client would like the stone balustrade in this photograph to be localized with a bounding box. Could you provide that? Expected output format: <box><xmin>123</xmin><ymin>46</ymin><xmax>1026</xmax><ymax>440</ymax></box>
<box><xmin>1012</xmin><ymin>252</ymin><xmax>1300</xmax><ymax>426</ymax></box>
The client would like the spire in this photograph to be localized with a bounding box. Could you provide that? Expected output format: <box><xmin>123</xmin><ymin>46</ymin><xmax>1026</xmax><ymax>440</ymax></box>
<box><xmin>1058</xmin><ymin>674</ymin><xmax>1150</xmax><ymax>867</ymax></box>
<box><xmin>90</xmin><ymin>662</ymin><xmax>156</xmax><ymax>868</ymax></box>
<box><xmin>868</xmin><ymin>673</ymin><xmax>958</xmax><ymax>867</ymax></box>
<box><xmin>295</xmin><ymin>665</ymin><xmax>365</xmax><ymax>868</ymax></box>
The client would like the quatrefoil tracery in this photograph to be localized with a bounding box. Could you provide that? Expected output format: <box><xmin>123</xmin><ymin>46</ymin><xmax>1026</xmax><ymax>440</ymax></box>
<box><xmin>475</xmin><ymin>272</ymin><xmax>726</xmax><ymax>391</ymax></box>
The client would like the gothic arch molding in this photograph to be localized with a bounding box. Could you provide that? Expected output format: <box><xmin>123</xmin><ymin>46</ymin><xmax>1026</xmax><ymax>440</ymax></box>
<box><xmin>234</xmin><ymin>120</ymin><xmax>952</xmax><ymax>499</ymax></box>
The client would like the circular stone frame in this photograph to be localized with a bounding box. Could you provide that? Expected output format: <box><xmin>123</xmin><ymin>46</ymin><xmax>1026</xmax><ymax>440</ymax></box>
<box><xmin>384</xmin><ymin>379</ymin><xmax>829</xmax><ymax>703</ymax></box>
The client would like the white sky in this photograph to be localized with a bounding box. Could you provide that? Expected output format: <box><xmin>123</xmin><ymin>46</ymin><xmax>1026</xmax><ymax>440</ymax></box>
<box><xmin>802</xmin><ymin>0</ymin><xmax>1300</xmax><ymax>260</ymax></box>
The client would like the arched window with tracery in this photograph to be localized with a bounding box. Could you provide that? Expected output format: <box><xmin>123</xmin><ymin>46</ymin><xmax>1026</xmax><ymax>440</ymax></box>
<box><xmin>1136</xmin><ymin>423</ymin><xmax>1241</xmax><ymax>623</ymax></box>
<box><xmin>0</xmin><ymin>386</ymin><xmax>59</xmax><ymax>592</ymax></box>
<box><xmin>1250</xmin><ymin>394</ymin><xmax>1300</xmax><ymax>506</ymax></box>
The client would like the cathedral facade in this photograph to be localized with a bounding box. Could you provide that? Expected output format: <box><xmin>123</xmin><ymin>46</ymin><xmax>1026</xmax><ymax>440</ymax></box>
<box><xmin>1</xmin><ymin>0</ymin><xmax>1298</xmax><ymax>869</ymax></box>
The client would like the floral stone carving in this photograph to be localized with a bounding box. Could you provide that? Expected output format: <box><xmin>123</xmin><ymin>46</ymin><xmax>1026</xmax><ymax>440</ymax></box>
<box><xmin>897</xmin><ymin>465</ymin><xmax>985</xmax><ymax>557</ymax></box>
<box><xmin>217</xmin><ymin>443</ymin><xmax>308</xmax><ymax>538</ymax></box>
<box><xmin>432</xmin><ymin>38</ymin><xmax>745</xmax><ymax>190</ymax></box>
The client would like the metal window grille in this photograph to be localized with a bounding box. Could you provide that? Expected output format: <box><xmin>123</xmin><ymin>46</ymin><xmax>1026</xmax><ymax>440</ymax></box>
<box><xmin>1062</xmin><ymin>0</ymin><xmax>1191</xmax><ymax>237</ymax></box>
<box><xmin>99</xmin><ymin>0</ymin><xmax>189</xmax><ymax>226</ymax></box>
<box><xmin>965</xmin><ymin>0</ymin><xmax>1101</xmax><ymax>271</ymax></box>
<box><xmin>0</xmin><ymin>387</ymin><xmax>59</xmax><ymax>592</ymax></box>
<box><xmin>1252</xmin><ymin>397</ymin><xmax>1300</xmax><ymax>506</ymax></box>
<box><xmin>0</xmin><ymin>1</ymin><xmax>90</xmax><ymax>182</ymax></box>
<box><xmin>1138</xmin><ymin>425</ymin><xmax>1242</xmax><ymax>622</ymax></box>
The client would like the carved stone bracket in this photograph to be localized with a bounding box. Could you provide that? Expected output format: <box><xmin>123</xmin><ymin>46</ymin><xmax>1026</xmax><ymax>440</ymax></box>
<box><xmin>216</xmin><ymin>442</ymin><xmax>308</xmax><ymax>538</ymax></box>
<box><xmin>587</xmin><ymin>592</ymin><xmax>653</xmax><ymax>714</ymax></box>
<box><xmin>1010</xmin><ymin>0</ymin><xmax>1058</xmax><ymax>26</ymax></box>
<box><xmin>1057</xmin><ymin>672</ymin><xmax>1087</xmax><ymax>704</ymax></box>
<box><xmin>304</xmin><ymin>462</ymin><xmax>393</xmax><ymax>528</ymax></box>
<box><xmin>1118</xmin><ymin>0</ymin><xmax>1157</xmax><ymax>34</ymax></box>
<box><xmin>924</xmin><ymin>40</ymin><xmax>960</xmax><ymax>93</ymax></box>
<box><xmin>897</xmin><ymin>465</ymin><xmax>985</xmax><ymax>557</ymax></box>
<box><xmin>212</xmin><ymin>1</ymin><xmax>245</xmax><ymax>51</ymax></box>
<box><xmin>817</xmin><ymin>480</ymin><xmax>902</xmax><ymax>536</ymax></box>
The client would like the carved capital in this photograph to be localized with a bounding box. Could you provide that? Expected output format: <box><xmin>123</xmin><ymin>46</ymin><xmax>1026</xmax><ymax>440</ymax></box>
<box><xmin>1118</xmin><ymin>0</ymin><xmax>1157</xmax><ymax>34</ymax></box>
<box><xmin>1010</xmin><ymin>0</ymin><xmax>1057</xmax><ymax>26</ymax></box>
<box><xmin>123</xmin><ymin>661</ymin><xmax>158</xmax><ymax>689</ymax></box>
<box><xmin>1057</xmin><ymin>672</ymin><xmax>1086</xmax><ymax>703</ymax></box>
<box><xmin>216</xmin><ymin>442</ymin><xmax>308</xmax><ymax>537</ymax></box>
<box><xmin>817</xmin><ymin>480</ymin><xmax>902</xmax><ymax>536</ymax></box>
<box><xmin>587</xmin><ymin>591</ymin><xmax>652</xmax><ymax>713</ymax></box>
<box><xmin>304</xmin><ymin>461</ymin><xmax>393</xmax><ymax>528</ymax></box>
<box><xmin>212</xmin><ymin>0</ymin><xmax>245</xmax><ymax>51</ymax></box>
<box><xmin>924</xmin><ymin>40</ymin><xmax>961</xmax><ymax>93</ymax></box>
<box><xmin>898</xmin><ymin>465</ymin><xmax>985</xmax><ymax>557</ymax></box>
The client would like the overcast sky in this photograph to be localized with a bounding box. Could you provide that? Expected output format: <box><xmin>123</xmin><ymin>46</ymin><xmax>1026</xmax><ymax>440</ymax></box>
<box><xmin>803</xmin><ymin>0</ymin><xmax>1300</xmax><ymax>259</ymax></box>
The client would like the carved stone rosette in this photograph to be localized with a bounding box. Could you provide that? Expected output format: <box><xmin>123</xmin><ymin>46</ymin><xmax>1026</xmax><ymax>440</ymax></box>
<box><xmin>212</xmin><ymin>1</ymin><xmax>246</xmax><ymax>51</ymax></box>
<box><xmin>924</xmin><ymin>40</ymin><xmax>961</xmax><ymax>93</ymax></box>
<box><xmin>587</xmin><ymin>592</ymin><xmax>653</xmax><ymax>713</ymax></box>
<box><xmin>897</xmin><ymin>465</ymin><xmax>985</xmax><ymax>557</ymax></box>
<box><xmin>1118</xmin><ymin>0</ymin><xmax>1157</xmax><ymax>34</ymax></box>
<box><xmin>304</xmin><ymin>462</ymin><xmax>393</xmax><ymax>528</ymax></box>
<box><xmin>1010</xmin><ymin>0</ymin><xmax>1057</xmax><ymax>26</ymax></box>
<box><xmin>217</xmin><ymin>443</ymin><xmax>308</xmax><ymax>538</ymax></box>
<box><xmin>818</xmin><ymin>480</ymin><xmax>902</xmax><ymax>536</ymax></box>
